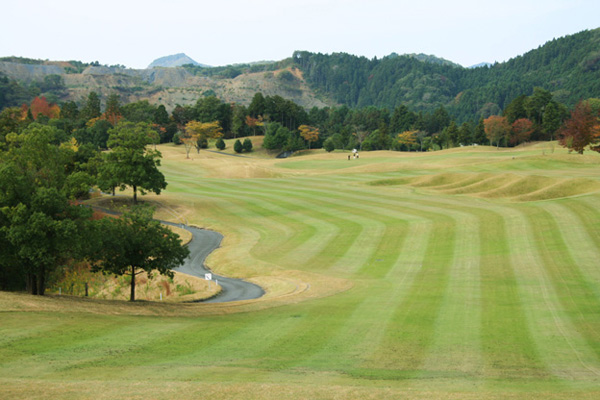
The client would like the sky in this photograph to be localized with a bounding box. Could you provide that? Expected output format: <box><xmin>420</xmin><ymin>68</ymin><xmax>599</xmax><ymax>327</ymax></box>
<box><xmin>2</xmin><ymin>0</ymin><xmax>600</xmax><ymax>69</ymax></box>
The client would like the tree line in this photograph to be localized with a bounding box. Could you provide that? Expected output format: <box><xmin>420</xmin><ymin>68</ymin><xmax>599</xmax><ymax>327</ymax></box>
<box><xmin>1</xmin><ymin>84</ymin><xmax>597</xmax><ymax>156</ymax></box>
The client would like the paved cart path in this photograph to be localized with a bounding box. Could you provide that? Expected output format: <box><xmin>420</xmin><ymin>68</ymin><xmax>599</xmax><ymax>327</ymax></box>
<box><xmin>163</xmin><ymin>221</ymin><xmax>264</xmax><ymax>303</ymax></box>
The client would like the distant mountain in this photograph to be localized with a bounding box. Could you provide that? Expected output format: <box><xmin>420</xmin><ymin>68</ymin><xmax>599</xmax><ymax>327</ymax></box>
<box><xmin>406</xmin><ymin>53</ymin><xmax>462</xmax><ymax>68</ymax></box>
<box><xmin>469</xmin><ymin>62</ymin><xmax>492</xmax><ymax>69</ymax></box>
<box><xmin>148</xmin><ymin>53</ymin><xmax>209</xmax><ymax>69</ymax></box>
<box><xmin>386</xmin><ymin>52</ymin><xmax>462</xmax><ymax>68</ymax></box>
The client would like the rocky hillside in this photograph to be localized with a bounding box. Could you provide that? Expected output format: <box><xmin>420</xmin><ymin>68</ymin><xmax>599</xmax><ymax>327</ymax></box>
<box><xmin>2</xmin><ymin>28</ymin><xmax>599</xmax><ymax>119</ymax></box>
<box><xmin>0</xmin><ymin>60</ymin><xmax>330</xmax><ymax>111</ymax></box>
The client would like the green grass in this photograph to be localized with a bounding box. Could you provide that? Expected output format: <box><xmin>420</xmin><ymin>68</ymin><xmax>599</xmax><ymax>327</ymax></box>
<box><xmin>2</xmin><ymin>144</ymin><xmax>600</xmax><ymax>399</ymax></box>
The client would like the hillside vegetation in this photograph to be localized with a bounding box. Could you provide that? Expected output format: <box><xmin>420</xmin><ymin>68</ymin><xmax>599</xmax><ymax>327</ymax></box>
<box><xmin>293</xmin><ymin>28</ymin><xmax>600</xmax><ymax>120</ymax></box>
<box><xmin>2</xmin><ymin>28</ymin><xmax>600</xmax><ymax>121</ymax></box>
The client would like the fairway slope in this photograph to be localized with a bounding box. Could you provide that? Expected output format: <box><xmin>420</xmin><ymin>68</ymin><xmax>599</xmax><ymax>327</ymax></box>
<box><xmin>3</xmin><ymin>145</ymin><xmax>600</xmax><ymax>399</ymax></box>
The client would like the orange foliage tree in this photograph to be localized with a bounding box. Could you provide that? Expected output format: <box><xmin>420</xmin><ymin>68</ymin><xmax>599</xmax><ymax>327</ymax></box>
<box><xmin>26</xmin><ymin>96</ymin><xmax>60</xmax><ymax>120</ymax></box>
<box><xmin>298</xmin><ymin>124</ymin><xmax>319</xmax><ymax>149</ymax></box>
<box><xmin>484</xmin><ymin>115</ymin><xmax>510</xmax><ymax>148</ymax></box>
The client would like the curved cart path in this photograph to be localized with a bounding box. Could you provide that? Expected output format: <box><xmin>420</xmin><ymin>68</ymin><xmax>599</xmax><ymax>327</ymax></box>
<box><xmin>162</xmin><ymin>221</ymin><xmax>264</xmax><ymax>303</ymax></box>
<box><xmin>92</xmin><ymin>205</ymin><xmax>264</xmax><ymax>303</ymax></box>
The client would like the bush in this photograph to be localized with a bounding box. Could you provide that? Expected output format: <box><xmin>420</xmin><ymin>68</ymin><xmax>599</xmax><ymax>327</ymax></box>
<box><xmin>242</xmin><ymin>138</ymin><xmax>253</xmax><ymax>152</ymax></box>
<box><xmin>323</xmin><ymin>137</ymin><xmax>335</xmax><ymax>152</ymax></box>
<box><xmin>197</xmin><ymin>137</ymin><xmax>208</xmax><ymax>149</ymax></box>
<box><xmin>234</xmin><ymin>139</ymin><xmax>243</xmax><ymax>153</ymax></box>
<box><xmin>215</xmin><ymin>138</ymin><xmax>226</xmax><ymax>150</ymax></box>
<box><xmin>173</xmin><ymin>132</ymin><xmax>182</xmax><ymax>145</ymax></box>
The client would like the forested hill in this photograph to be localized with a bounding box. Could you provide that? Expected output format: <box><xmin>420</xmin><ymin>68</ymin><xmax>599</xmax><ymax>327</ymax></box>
<box><xmin>1</xmin><ymin>28</ymin><xmax>599</xmax><ymax>123</ymax></box>
<box><xmin>292</xmin><ymin>28</ymin><xmax>600</xmax><ymax>121</ymax></box>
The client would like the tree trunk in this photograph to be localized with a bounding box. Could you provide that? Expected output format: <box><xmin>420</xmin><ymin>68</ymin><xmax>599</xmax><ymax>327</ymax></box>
<box><xmin>27</xmin><ymin>273</ymin><xmax>37</xmax><ymax>295</ymax></box>
<box><xmin>133</xmin><ymin>185</ymin><xmax>137</xmax><ymax>204</ymax></box>
<box><xmin>36</xmin><ymin>266</ymin><xmax>45</xmax><ymax>296</ymax></box>
<box><xmin>130</xmin><ymin>266</ymin><xmax>136</xmax><ymax>301</ymax></box>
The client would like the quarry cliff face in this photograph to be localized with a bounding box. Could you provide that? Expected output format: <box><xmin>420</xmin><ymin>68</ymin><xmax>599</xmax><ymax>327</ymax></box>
<box><xmin>0</xmin><ymin>61</ymin><xmax>64</xmax><ymax>82</ymax></box>
<box><xmin>0</xmin><ymin>61</ymin><xmax>329</xmax><ymax>111</ymax></box>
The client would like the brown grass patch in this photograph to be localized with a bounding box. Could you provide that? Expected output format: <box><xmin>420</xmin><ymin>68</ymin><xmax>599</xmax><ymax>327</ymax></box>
<box><xmin>0</xmin><ymin>269</ymin><xmax>351</xmax><ymax>317</ymax></box>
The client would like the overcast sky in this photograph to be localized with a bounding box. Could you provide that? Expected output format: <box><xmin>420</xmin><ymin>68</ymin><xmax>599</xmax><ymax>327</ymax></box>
<box><xmin>2</xmin><ymin>0</ymin><xmax>599</xmax><ymax>69</ymax></box>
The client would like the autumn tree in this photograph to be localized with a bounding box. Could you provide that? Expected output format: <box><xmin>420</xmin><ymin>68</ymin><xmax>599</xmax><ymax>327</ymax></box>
<box><xmin>509</xmin><ymin>118</ymin><xmax>534</xmax><ymax>146</ymax></box>
<box><xmin>182</xmin><ymin>120</ymin><xmax>223</xmax><ymax>157</ymax></box>
<box><xmin>484</xmin><ymin>115</ymin><xmax>510</xmax><ymax>148</ymax></box>
<box><xmin>92</xmin><ymin>206</ymin><xmax>189</xmax><ymax>301</ymax></box>
<box><xmin>396</xmin><ymin>130</ymin><xmax>417</xmax><ymax>151</ymax></box>
<box><xmin>103</xmin><ymin>93</ymin><xmax>122</xmax><ymax>125</ymax></box>
<box><xmin>298</xmin><ymin>124</ymin><xmax>319</xmax><ymax>149</ymax></box>
<box><xmin>27</xmin><ymin>96</ymin><xmax>60</xmax><ymax>120</ymax></box>
<box><xmin>245</xmin><ymin>115</ymin><xmax>264</xmax><ymax>136</ymax></box>
<box><xmin>558</xmin><ymin>102</ymin><xmax>600</xmax><ymax>154</ymax></box>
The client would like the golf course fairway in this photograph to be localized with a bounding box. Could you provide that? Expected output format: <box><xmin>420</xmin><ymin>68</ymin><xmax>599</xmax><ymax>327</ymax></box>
<box><xmin>2</xmin><ymin>141</ymin><xmax>600</xmax><ymax>399</ymax></box>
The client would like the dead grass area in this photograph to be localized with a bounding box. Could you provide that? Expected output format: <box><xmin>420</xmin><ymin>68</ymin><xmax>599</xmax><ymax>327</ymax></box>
<box><xmin>79</xmin><ymin>270</ymin><xmax>220</xmax><ymax>303</ymax></box>
<box><xmin>0</xmin><ymin>269</ymin><xmax>351</xmax><ymax>317</ymax></box>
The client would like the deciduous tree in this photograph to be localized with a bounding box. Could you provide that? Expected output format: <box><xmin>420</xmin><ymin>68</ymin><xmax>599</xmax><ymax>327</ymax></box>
<box><xmin>183</xmin><ymin>120</ymin><xmax>223</xmax><ymax>156</ymax></box>
<box><xmin>510</xmin><ymin>118</ymin><xmax>534</xmax><ymax>146</ymax></box>
<box><xmin>397</xmin><ymin>130</ymin><xmax>417</xmax><ymax>150</ymax></box>
<box><xmin>28</xmin><ymin>96</ymin><xmax>60</xmax><ymax>120</ymax></box>
<box><xmin>92</xmin><ymin>206</ymin><xmax>189</xmax><ymax>301</ymax></box>
<box><xmin>99</xmin><ymin>122</ymin><xmax>166</xmax><ymax>203</ymax></box>
<box><xmin>0</xmin><ymin>124</ymin><xmax>93</xmax><ymax>295</ymax></box>
<box><xmin>484</xmin><ymin>115</ymin><xmax>510</xmax><ymax>148</ymax></box>
<box><xmin>298</xmin><ymin>124</ymin><xmax>319</xmax><ymax>149</ymax></box>
<box><xmin>103</xmin><ymin>93</ymin><xmax>122</xmax><ymax>126</ymax></box>
<box><xmin>558</xmin><ymin>102</ymin><xmax>600</xmax><ymax>154</ymax></box>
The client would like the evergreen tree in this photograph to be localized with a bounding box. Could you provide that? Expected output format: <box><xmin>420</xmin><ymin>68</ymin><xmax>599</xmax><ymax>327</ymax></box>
<box><xmin>242</xmin><ymin>138</ymin><xmax>253</xmax><ymax>152</ymax></box>
<box><xmin>80</xmin><ymin>91</ymin><xmax>101</xmax><ymax>121</ymax></box>
<box><xmin>234</xmin><ymin>139</ymin><xmax>243</xmax><ymax>153</ymax></box>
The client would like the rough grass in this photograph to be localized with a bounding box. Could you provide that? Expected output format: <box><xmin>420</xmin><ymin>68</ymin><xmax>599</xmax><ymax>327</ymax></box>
<box><xmin>2</xmin><ymin>144</ymin><xmax>600</xmax><ymax>399</ymax></box>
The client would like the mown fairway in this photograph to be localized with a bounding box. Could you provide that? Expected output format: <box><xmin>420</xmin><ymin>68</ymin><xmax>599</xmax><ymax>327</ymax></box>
<box><xmin>2</xmin><ymin>142</ymin><xmax>600</xmax><ymax>399</ymax></box>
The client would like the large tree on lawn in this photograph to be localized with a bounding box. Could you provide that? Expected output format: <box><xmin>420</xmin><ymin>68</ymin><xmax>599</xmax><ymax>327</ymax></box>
<box><xmin>99</xmin><ymin>121</ymin><xmax>166</xmax><ymax>203</ymax></box>
<box><xmin>92</xmin><ymin>206</ymin><xmax>189</xmax><ymax>301</ymax></box>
